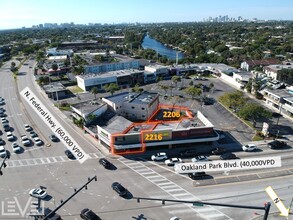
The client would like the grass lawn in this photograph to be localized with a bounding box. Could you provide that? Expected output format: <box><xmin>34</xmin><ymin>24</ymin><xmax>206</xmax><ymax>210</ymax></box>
<box><xmin>67</xmin><ymin>86</ymin><xmax>83</xmax><ymax>93</ymax></box>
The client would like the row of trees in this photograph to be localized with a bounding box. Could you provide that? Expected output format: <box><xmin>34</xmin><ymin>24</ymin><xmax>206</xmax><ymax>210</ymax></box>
<box><xmin>218</xmin><ymin>91</ymin><xmax>272</xmax><ymax>127</ymax></box>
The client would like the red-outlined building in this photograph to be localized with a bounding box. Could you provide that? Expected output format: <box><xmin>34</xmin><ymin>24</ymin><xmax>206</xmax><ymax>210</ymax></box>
<box><xmin>96</xmin><ymin>92</ymin><xmax>219</xmax><ymax>155</ymax></box>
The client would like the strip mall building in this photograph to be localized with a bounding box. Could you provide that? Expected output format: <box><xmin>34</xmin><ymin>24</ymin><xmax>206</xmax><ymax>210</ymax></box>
<box><xmin>96</xmin><ymin>91</ymin><xmax>219</xmax><ymax>155</ymax></box>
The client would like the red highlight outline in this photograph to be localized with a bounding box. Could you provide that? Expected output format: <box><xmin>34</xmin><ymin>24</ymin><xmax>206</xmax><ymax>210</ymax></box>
<box><xmin>110</xmin><ymin>104</ymin><xmax>194</xmax><ymax>155</ymax></box>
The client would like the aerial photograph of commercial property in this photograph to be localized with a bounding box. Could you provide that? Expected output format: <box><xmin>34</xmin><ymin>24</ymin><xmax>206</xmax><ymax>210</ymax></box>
<box><xmin>0</xmin><ymin>0</ymin><xmax>293</xmax><ymax>219</ymax></box>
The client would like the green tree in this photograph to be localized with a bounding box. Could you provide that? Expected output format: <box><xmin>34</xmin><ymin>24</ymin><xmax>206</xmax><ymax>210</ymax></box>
<box><xmin>238</xmin><ymin>102</ymin><xmax>272</xmax><ymax>127</ymax></box>
<box><xmin>184</xmin><ymin>86</ymin><xmax>202</xmax><ymax>99</ymax></box>
<box><xmin>104</xmin><ymin>83</ymin><xmax>120</xmax><ymax>95</ymax></box>
<box><xmin>38</xmin><ymin>76</ymin><xmax>50</xmax><ymax>85</ymax></box>
<box><xmin>245</xmin><ymin>78</ymin><xmax>253</xmax><ymax>93</ymax></box>
<box><xmin>52</xmin><ymin>63</ymin><xmax>58</xmax><ymax>71</ymax></box>
<box><xmin>131</xmin><ymin>84</ymin><xmax>144</xmax><ymax>93</ymax></box>
<box><xmin>10</xmin><ymin>62</ymin><xmax>17</xmax><ymax>72</ymax></box>
<box><xmin>91</xmin><ymin>87</ymin><xmax>99</xmax><ymax>100</ymax></box>
<box><xmin>172</xmin><ymin>75</ymin><xmax>181</xmax><ymax>88</ymax></box>
<box><xmin>218</xmin><ymin>91</ymin><xmax>247</xmax><ymax>112</ymax></box>
<box><xmin>72</xmin><ymin>65</ymin><xmax>85</xmax><ymax>75</ymax></box>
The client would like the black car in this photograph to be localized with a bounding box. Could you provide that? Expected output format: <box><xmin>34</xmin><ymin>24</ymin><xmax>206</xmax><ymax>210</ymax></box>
<box><xmin>220</xmin><ymin>152</ymin><xmax>237</xmax><ymax>160</ymax></box>
<box><xmin>3</xmin><ymin>124</ymin><xmax>10</xmax><ymax>132</ymax></box>
<box><xmin>188</xmin><ymin>172</ymin><xmax>208</xmax><ymax>179</ymax></box>
<box><xmin>211</xmin><ymin>147</ymin><xmax>226</xmax><ymax>155</ymax></box>
<box><xmin>180</xmin><ymin>149</ymin><xmax>198</xmax><ymax>158</ymax></box>
<box><xmin>49</xmin><ymin>134</ymin><xmax>59</xmax><ymax>142</ymax></box>
<box><xmin>80</xmin><ymin>208</ymin><xmax>101</xmax><ymax>220</ymax></box>
<box><xmin>203</xmin><ymin>97</ymin><xmax>214</xmax><ymax>105</ymax></box>
<box><xmin>267</xmin><ymin>140</ymin><xmax>287</xmax><ymax>149</ymax></box>
<box><xmin>111</xmin><ymin>182</ymin><xmax>128</xmax><ymax>197</ymax></box>
<box><xmin>65</xmin><ymin>150</ymin><xmax>75</xmax><ymax>159</ymax></box>
<box><xmin>0</xmin><ymin>138</ymin><xmax>4</xmax><ymax>145</ymax></box>
<box><xmin>99</xmin><ymin>158</ymin><xmax>111</xmax><ymax>169</ymax></box>
<box><xmin>29</xmin><ymin>131</ymin><xmax>38</xmax><ymax>138</ymax></box>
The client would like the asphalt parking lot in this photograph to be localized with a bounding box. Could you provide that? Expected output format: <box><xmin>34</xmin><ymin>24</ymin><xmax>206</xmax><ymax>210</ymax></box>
<box><xmin>55</xmin><ymin>76</ymin><xmax>291</xmax><ymax>150</ymax></box>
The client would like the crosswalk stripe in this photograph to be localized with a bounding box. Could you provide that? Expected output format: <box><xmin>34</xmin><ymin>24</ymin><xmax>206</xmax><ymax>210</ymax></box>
<box><xmin>119</xmin><ymin>157</ymin><xmax>232</xmax><ymax>220</ymax></box>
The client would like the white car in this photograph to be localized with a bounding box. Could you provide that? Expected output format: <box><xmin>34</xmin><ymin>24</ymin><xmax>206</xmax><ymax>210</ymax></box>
<box><xmin>6</xmin><ymin>132</ymin><xmax>14</xmax><ymax>141</ymax></box>
<box><xmin>33</xmin><ymin>137</ymin><xmax>43</xmax><ymax>146</ymax></box>
<box><xmin>191</xmin><ymin>155</ymin><xmax>209</xmax><ymax>163</ymax></box>
<box><xmin>151</xmin><ymin>152</ymin><xmax>168</xmax><ymax>161</ymax></box>
<box><xmin>21</xmin><ymin>135</ymin><xmax>30</xmax><ymax>146</ymax></box>
<box><xmin>1</xmin><ymin>118</ymin><xmax>8</xmax><ymax>124</ymax></box>
<box><xmin>24</xmin><ymin>124</ymin><xmax>32</xmax><ymax>132</ymax></box>
<box><xmin>242</xmin><ymin>144</ymin><xmax>257</xmax><ymax>152</ymax></box>
<box><xmin>29</xmin><ymin>188</ymin><xmax>47</xmax><ymax>199</ymax></box>
<box><xmin>0</xmin><ymin>145</ymin><xmax>6</xmax><ymax>157</ymax></box>
<box><xmin>165</xmin><ymin>158</ymin><xmax>182</xmax><ymax>166</ymax></box>
<box><xmin>12</xmin><ymin>142</ymin><xmax>21</xmax><ymax>153</ymax></box>
<box><xmin>170</xmin><ymin>217</ymin><xmax>181</xmax><ymax>220</ymax></box>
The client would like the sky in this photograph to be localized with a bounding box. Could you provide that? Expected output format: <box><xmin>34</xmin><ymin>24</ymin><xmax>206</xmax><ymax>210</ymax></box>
<box><xmin>0</xmin><ymin>0</ymin><xmax>292</xmax><ymax>30</ymax></box>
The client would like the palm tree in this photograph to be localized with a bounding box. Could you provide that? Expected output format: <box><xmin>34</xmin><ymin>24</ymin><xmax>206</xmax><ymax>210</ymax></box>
<box><xmin>104</xmin><ymin>83</ymin><xmax>120</xmax><ymax>95</ymax></box>
<box><xmin>91</xmin><ymin>87</ymin><xmax>99</xmax><ymax>100</ymax></box>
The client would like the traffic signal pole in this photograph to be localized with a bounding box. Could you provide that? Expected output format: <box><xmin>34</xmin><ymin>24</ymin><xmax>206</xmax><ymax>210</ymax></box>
<box><xmin>43</xmin><ymin>176</ymin><xmax>97</xmax><ymax>220</ymax></box>
<box><xmin>134</xmin><ymin>197</ymin><xmax>271</xmax><ymax>220</ymax></box>
<box><xmin>0</xmin><ymin>154</ymin><xmax>10</xmax><ymax>175</ymax></box>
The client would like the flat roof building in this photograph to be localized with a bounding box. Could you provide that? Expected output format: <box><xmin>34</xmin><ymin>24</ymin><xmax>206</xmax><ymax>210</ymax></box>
<box><xmin>76</xmin><ymin>69</ymin><xmax>144</xmax><ymax>91</ymax></box>
<box><xmin>102</xmin><ymin>91</ymin><xmax>159</xmax><ymax>121</ymax></box>
<box><xmin>85</xmin><ymin>55</ymin><xmax>140</xmax><ymax>74</ymax></box>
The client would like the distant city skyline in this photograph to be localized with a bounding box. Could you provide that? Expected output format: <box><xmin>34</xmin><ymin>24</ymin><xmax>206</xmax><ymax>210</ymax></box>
<box><xmin>0</xmin><ymin>0</ymin><xmax>292</xmax><ymax>30</ymax></box>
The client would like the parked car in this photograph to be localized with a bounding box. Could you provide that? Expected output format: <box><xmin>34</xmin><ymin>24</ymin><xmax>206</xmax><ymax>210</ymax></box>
<box><xmin>0</xmin><ymin>138</ymin><xmax>4</xmax><ymax>145</ymax></box>
<box><xmin>49</xmin><ymin>134</ymin><xmax>59</xmax><ymax>142</ymax></box>
<box><xmin>65</xmin><ymin>150</ymin><xmax>75</xmax><ymax>159</ymax></box>
<box><xmin>29</xmin><ymin>188</ymin><xmax>47</xmax><ymax>199</ymax></box>
<box><xmin>3</xmin><ymin>124</ymin><xmax>10</xmax><ymax>132</ymax></box>
<box><xmin>180</xmin><ymin>149</ymin><xmax>198</xmax><ymax>158</ymax></box>
<box><xmin>211</xmin><ymin>147</ymin><xmax>226</xmax><ymax>155</ymax></box>
<box><xmin>80</xmin><ymin>208</ymin><xmax>102</xmax><ymax>220</ymax></box>
<box><xmin>165</xmin><ymin>158</ymin><xmax>182</xmax><ymax>166</ymax></box>
<box><xmin>21</xmin><ymin>135</ymin><xmax>30</xmax><ymax>146</ymax></box>
<box><xmin>111</xmin><ymin>182</ymin><xmax>128</xmax><ymax>197</ymax></box>
<box><xmin>33</xmin><ymin>137</ymin><xmax>43</xmax><ymax>146</ymax></box>
<box><xmin>0</xmin><ymin>145</ymin><xmax>6</xmax><ymax>157</ymax></box>
<box><xmin>170</xmin><ymin>217</ymin><xmax>182</xmax><ymax>220</ymax></box>
<box><xmin>12</xmin><ymin>142</ymin><xmax>21</xmax><ymax>153</ymax></box>
<box><xmin>220</xmin><ymin>153</ymin><xmax>237</xmax><ymax>160</ymax></box>
<box><xmin>1</xmin><ymin>118</ymin><xmax>8</xmax><ymax>124</ymax></box>
<box><xmin>203</xmin><ymin>97</ymin><xmax>214</xmax><ymax>105</ymax></box>
<box><xmin>6</xmin><ymin>131</ymin><xmax>14</xmax><ymax>141</ymax></box>
<box><xmin>267</xmin><ymin>140</ymin><xmax>287</xmax><ymax>149</ymax></box>
<box><xmin>24</xmin><ymin>124</ymin><xmax>32</xmax><ymax>132</ymax></box>
<box><xmin>191</xmin><ymin>156</ymin><xmax>209</xmax><ymax>163</ymax></box>
<box><xmin>29</xmin><ymin>131</ymin><xmax>38</xmax><ymax>138</ymax></box>
<box><xmin>188</xmin><ymin>172</ymin><xmax>208</xmax><ymax>179</ymax></box>
<box><xmin>242</xmin><ymin>144</ymin><xmax>257</xmax><ymax>152</ymax></box>
<box><xmin>151</xmin><ymin>152</ymin><xmax>167</xmax><ymax>161</ymax></box>
<box><xmin>99</xmin><ymin>158</ymin><xmax>111</xmax><ymax>169</ymax></box>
